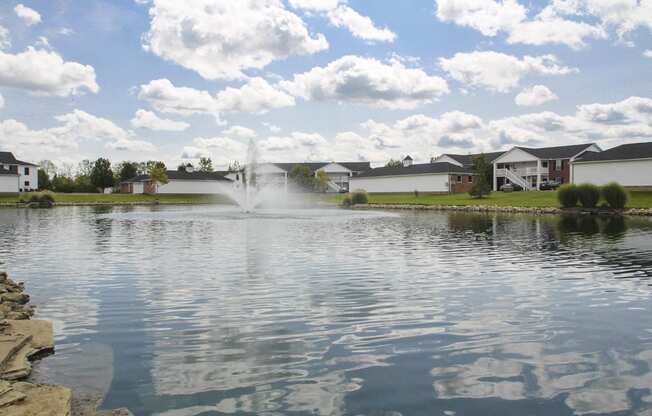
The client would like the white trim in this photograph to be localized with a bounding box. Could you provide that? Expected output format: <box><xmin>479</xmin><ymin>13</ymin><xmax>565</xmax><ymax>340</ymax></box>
<box><xmin>358</xmin><ymin>171</ymin><xmax>470</xmax><ymax>180</ymax></box>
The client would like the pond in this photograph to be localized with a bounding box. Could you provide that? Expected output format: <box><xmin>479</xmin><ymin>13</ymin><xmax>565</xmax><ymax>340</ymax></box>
<box><xmin>1</xmin><ymin>205</ymin><xmax>652</xmax><ymax>416</ymax></box>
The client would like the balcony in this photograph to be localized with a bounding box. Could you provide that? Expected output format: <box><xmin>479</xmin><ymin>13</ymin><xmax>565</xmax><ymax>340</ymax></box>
<box><xmin>496</xmin><ymin>167</ymin><xmax>548</xmax><ymax>177</ymax></box>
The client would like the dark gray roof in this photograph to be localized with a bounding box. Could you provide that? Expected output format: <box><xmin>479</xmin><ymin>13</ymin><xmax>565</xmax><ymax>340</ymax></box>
<box><xmin>0</xmin><ymin>151</ymin><xmax>38</xmax><ymax>166</ymax></box>
<box><xmin>125</xmin><ymin>170</ymin><xmax>232</xmax><ymax>183</ymax></box>
<box><xmin>575</xmin><ymin>142</ymin><xmax>652</xmax><ymax>162</ymax></box>
<box><xmin>356</xmin><ymin>162</ymin><xmax>473</xmax><ymax>178</ymax></box>
<box><xmin>0</xmin><ymin>167</ymin><xmax>18</xmax><ymax>175</ymax></box>
<box><xmin>516</xmin><ymin>143</ymin><xmax>597</xmax><ymax>160</ymax></box>
<box><xmin>265</xmin><ymin>162</ymin><xmax>371</xmax><ymax>173</ymax></box>
<box><xmin>443</xmin><ymin>151</ymin><xmax>505</xmax><ymax>166</ymax></box>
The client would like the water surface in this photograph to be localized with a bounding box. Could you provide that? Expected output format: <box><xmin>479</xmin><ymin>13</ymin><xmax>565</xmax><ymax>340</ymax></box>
<box><xmin>1</xmin><ymin>205</ymin><xmax>652</xmax><ymax>415</ymax></box>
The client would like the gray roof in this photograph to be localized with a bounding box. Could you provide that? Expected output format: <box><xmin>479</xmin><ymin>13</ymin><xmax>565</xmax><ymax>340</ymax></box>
<box><xmin>356</xmin><ymin>162</ymin><xmax>473</xmax><ymax>178</ymax></box>
<box><xmin>0</xmin><ymin>167</ymin><xmax>18</xmax><ymax>175</ymax></box>
<box><xmin>0</xmin><ymin>151</ymin><xmax>38</xmax><ymax>166</ymax></box>
<box><xmin>125</xmin><ymin>170</ymin><xmax>232</xmax><ymax>183</ymax></box>
<box><xmin>575</xmin><ymin>142</ymin><xmax>652</xmax><ymax>162</ymax></box>
<box><xmin>516</xmin><ymin>143</ymin><xmax>597</xmax><ymax>160</ymax></box>
<box><xmin>443</xmin><ymin>151</ymin><xmax>505</xmax><ymax>166</ymax></box>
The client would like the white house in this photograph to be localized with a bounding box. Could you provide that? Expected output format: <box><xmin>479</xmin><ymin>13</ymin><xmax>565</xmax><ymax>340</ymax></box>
<box><xmin>241</xmin><ymin>162</ymin><xmax>371</xmax><ymax>192</ymax></box>
<box><xmin>350</xmin><ymin>157</ymin><xmax>475</xmax><ymax>193</ymax></box>
<box><xmin>571</xmin><ymin>142</ymin><xmax>652</xmax><ymax>189</ymax></box>
<box><xmin>432</xmin><ymin>151</ymin><xmax>505</xmax><ymax>168</ymax></box>
<box><xmin>121</xmin><ymin>170</ymin><xmax>232</xmax><ymax>194</ymax></box>
<box><xmin>492</xmin><ymin>143</ymin><xmax>601</xmax><ymax>191</ymax></box>
<box><xmin>0</xmin><ymin>168</ymin><xmax>19</xmax><ymax>194</ymax></box>
<box><xmin>0</xmin><ymin>152</ymin><xmax>39</xmax><ymax>192</ymax></box>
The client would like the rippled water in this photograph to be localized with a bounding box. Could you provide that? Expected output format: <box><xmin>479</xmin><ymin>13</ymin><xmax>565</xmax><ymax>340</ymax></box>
<box><xmin>1</xmin><ymin>205</ymin><xmax>652</xmax><ymax>416</ymax></box>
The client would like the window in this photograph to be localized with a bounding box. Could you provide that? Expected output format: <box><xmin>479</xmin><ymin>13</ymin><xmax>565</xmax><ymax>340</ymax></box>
<box><xmin>542</xmin><ymin>161</ymin><xmax>548</xmax><ymax>168</ymax></box>
<box><xmin>24</xmin><ymin>167</ymin><xmax>29</xmax><ymax>175</ymax></box>
<box><xmin>457</xmin><ymin>175</ymin><xmax>462</xmax><ymax>182</ymax></box>
<box><xmin>497</xmin><ymin>163</ymin><xmax>504</xmax><ymax>169</ymax></box>
<box><xmin>24</xmin><ymin>181</ymin><xmax>29</xmax><ymax>187</ymax></box>
<box><xmin>468</xmin><ymin>176</ymin><xmax>473</xmax><ymax>183</ymax></box>
<box><xmin>556</xmin><ymin>160</ymin><xmax>562</xmax><ymax>171</ymax></box>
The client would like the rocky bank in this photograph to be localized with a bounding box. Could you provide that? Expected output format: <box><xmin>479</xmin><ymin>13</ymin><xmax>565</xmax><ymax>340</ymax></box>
<box><xmin>0</xmin><ymin>271</ymin><xmax>131</xmax><ymax>416</ymax></box>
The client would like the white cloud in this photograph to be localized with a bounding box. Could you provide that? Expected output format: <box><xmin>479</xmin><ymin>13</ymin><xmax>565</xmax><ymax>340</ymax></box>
<box><xmin>138</xmin><ymin>78</ymin><xmax>294</xmax><ymax>120</ymax></box>
<box><xmin>515</xmin><ymin>85</ymin><xmax>559</xmax><ymax>106</ymax></box>
<box><xmin>435</xmin><ymin>0</ymin><xmax>649</xmax><ymax>48</ymax></box>
<box><xmin>0</xmin><ymin>93</ymin><xmax>4</xmax><ymax>109</ymax></box>
<box><xmin>439</xmin><ymin>51</ymin><xmax>576</xmax><ymax>93</ymax></box>
<box><xmin>142</xmin><ymin>0</ymin><xmax>328</xmax><ymax>80</ymax></box>
<box><xmin>281</xmin><ymin>55</ymin><xmax>449</xmax><ymax>109</ymax></box>
<box><xmin>182</xmin><ymin>136</ymin><xmax>248</xmax><ymax>163</ymax></box>
<box><xmin>436</xmin><ymin>0</ymin><xmax>527</xmax><ymax>36</ymax></box>
<box><xmin>0</xmin><ymin>110</ymin><xmax>156</xmax><ymax>159</ymax></box>
<box><xmin>0</xmin><ymin>26</ymin><xmax>10</xmax><ymax>50</ymax></box>
<box><xmin>644</xmin><ymin>50</ymin><xmax>652</xmax><ymax>58</ymax></box>
<box><xmin>221</xmin><ymin>126</ymin><xmax>257</xmax><ymax>139</ymax></box>
<box><xmin>263</xmin><ymin>122</ymin><xmax>282</xmax><ymax>133</ymax></box>
<box><xmin>0</xmin><ymin>47</ymin><xmax>99</xmax><ymax>96</ymax></box>
<box><xmin>288</xmin><ymin>0</ymin><xmax>341</xmax><ymax>12</ymax></box>
<box><xmin>130</xmin><ymin>109</ymin><xmax>190</xmax><ymax>131</ymax></box>
<box><xmin>14</xmin><ymin>4</ymin><xmax>41</xmax><ymax>26</ymax></box>
<box><xmin>326</xmin><ymin>5</ymin><xmax>396</xmax><ymax>42</ymax></box>
<box><xmin>214</xmin><ymin>77</ymin><xmax>295</xmax><ymax>113</ymax></box>
<box><xmin>576</xmin><ymin>96</ymin><xmax>652</xmax><ymax>125</ymax></box>
<box><xmin>138</xmin><ymin>79</ymin><xmax>218</xmax><ymax>116</ymax></box>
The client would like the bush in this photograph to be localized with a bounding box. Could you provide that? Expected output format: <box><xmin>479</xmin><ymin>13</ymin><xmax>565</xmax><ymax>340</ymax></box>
<box><xmin>414</xmin><ymin>189</ymin><xmax>419</xmax><ymax>198</ymax></box>
<box><xmin>350</xmin><ymin>189</ymin><xmax>368</xmax><ymax>205</ymax></box>
<box><xmin>601</xmin><ymin>182</ymin><xmax>629</xmax><ymax>209</ymax></box>
<box><xmin>28</xmin><ymin>191</ymin><xmax>56</xmax><ymax>204</ymax></box>
<box><xmin>341</xmin><ymin>194</ymin><xmax>353</xmax><ymax>207</ymax></box>
<box><xmin>557</xmin><ymin>184</ymin><xmax>579</xmax><ymax>208</ymax></box>
<box><xmin>577</xmin><ymin>183</ymin><xmax>601</xmax><ymax>208</ymax></box>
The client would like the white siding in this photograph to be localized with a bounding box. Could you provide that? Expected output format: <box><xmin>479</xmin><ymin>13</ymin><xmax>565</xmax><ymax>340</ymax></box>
<box><xmin>18</xmin><ymin>165</ymin><xmax>38</xmax><ymax>191</ymax></box>
<box><xmin>432</xmin><ymin>155</ymin><xmax>463</xmax><ymax>167</ymax></box>
<box><xmin>133</xmin><ymin>182</ymin><xmax>144</xmax><ymax>194</ymax></box>
<box><xmin>572</xmin><ymin>159</ymin><xmax>652</xmax><ymax>187</ymax></box>
<box><xmin>493</xmin><ymin>148</ymin><xmax>538</xmax><ymax>164</ymax></box>
<box><xmin>350</xmin><ymin>174</ymin><xmax>449</xmax><ymax>193</ymax></box>
<box><xmin>156</xmin><ymin>180</ymin><xmax>228</xmax><ymax>194</ymax></box>
<box><xmin>0</xmin><ymin>175</ymin><xmax>18</xmax><ymax>193</ymax></box>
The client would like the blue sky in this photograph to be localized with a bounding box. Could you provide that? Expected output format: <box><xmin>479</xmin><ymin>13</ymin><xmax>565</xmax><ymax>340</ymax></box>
<box><xmin>0</xmin><ymin>0</ymin><xmax>651</xmax><ymax>169</ymax></box>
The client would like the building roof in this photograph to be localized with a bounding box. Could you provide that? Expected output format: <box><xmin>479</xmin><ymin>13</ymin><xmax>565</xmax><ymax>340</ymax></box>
<box><xmin>403</xmin><ymin>155</ymin><xmax>413</xmax><ymax>161</ymax></box>
<box><xmin>356</xmin><ymin>162</ymin><xmax>473</xmax><ymax>178</ymax></box>
<box><xmin>0</xmin><ymin>151</ymin><xmax>38</xmax><ymax>166</ymax></box>
<box><xmin>442</xmin><ymin>151</ymin><xmax>505</xmax><ymax>166</ymax></box>
<box><xmin>124</xmin><ymin>170</ymin><xmax>232</xmax><ymax>183</ymax></box>
<box><xmin>263</xmin><ymin>162</ymin><xmax>371</xmax><ymax>173</ymax></box>
<box><xmin>574</xmin><ymin>142</ymin><xmax>652</xmax><ymax>163</ymax></box>
<box><xmin>0</xmin><ymin>167</ymin><xmax>18</xmax><ymax>175</ymax></box>
<box><xmin>516</xmin><ymin>143</ymin><xmax>597</xmax><ymax>160</ymax></box>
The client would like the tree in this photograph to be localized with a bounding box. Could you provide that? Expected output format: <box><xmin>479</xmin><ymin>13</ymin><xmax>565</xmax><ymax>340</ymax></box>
<box><xmin>149</xmin><ymin>165</ymin><xmax>169</xmax><ymax>193</ymax></box>
<box><xmin>289</xmin><ymin>164</ymin><xmax>314</xmax><ymax>190</ymax></box>
<box><xmin>77</xmin><ymin>159</ymin><xmax>93</xmax><ymax>177</ymax></box>
<box><xmin>177</xmin><ymin>162</ymin><xmax>193</xmax><ymax>172</ymax></box>
<box><xmin>90</xmin><ymin>158</ymin><xmax>114</xmax><ymax>191</ymax></box>
<box><xmin>385</xmin><ymin>159</ymin><xmax>402</xmax><ymax>168</ymax></box>
<box><xmin>469</xmin><ymin>154</ymin><xmax>492</xmax><ymax>199</ymax></box>
<box><xmin>117</xmin><ymin>161</ymin><xmax>139</xmax><ymax>183</ymax></box>
<box><xmin>315</xmin><ymin>170</ymin><xmax>330</xmax><ymax>192</ymax></box>
<box><xmin>38</xmin><ymin>169</ymin><xmax>51</xmax><ymax>190</ymax></box>
<box><xmin>39</xmin><ymin>160</ymin><xmax>57</xmax><ymax>177</ymax></box>
<box><xmin>146</xmin><ymin>160</ymin><xmax>166</xmax><ymax>173</ymax></box>
<box><xmin>198</xmin><ymin>157</ymin><xmax>213</xmax><ymax>172</ymax></box>
<box><xmin>227</xmin><ymin>161</ymin><xmax>242</xmax><ymax>172</ymax></box>
<box><xmin>51</xmin><ymin>175</ymin><xmax>75</xmax><ymax>193</ymax></box>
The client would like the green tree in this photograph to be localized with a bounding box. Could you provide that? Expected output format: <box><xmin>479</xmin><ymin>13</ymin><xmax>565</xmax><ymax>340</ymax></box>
<box><xmin>39</xmin><ymin>160</ymin><xmax>57</xmax><ymax>177</ymax></box>
<box><xmin>198</xmin><ymin>157</ymin><xmax>213</xmax><ymax>172</ymax></box>
<box><xmin>38</xmin><ymin>169</ymin><xmax>52</xmax><ymax>190</ymax></box>
<box><xmin>289</xmin><ymin>164</ymin><xmax>314</xmax><ymax>190</ymax></box>
<box><xmin>385</xmin><ymin>159</ymin><xmax>402</xmax><ymax>168</ymax></box>
<box><xmin>51</xmin><ymin>175</ymin><xmax>75</xmax><ymax>193</ymax></box>
<box><xmin>78</xmin><ymin>159</ymin><xmax>93</xmax><ymax>177</ymax></box>
<box><xmin>177</xmin><ymin>162</ymin><xmax>193</xmax><ymax>172</ymax></box>
<box><xmin>469</xmin><ymin>154</ymin><xmax>492</xmax><ymax>199</ymax></box>
<box><xmin>116</xmin><ymin>161</ymin><xmax>139</xmax><ymax>183</ymax></box>
<box><xmin>146</xmin><ymin>161</ymin><xmax>166</xmax><ymax>173</ymax></box>
<box><xmin>315</xmin><ymin>170</ymin><xmax>330</xmax><ymax>192</ymax></box>
<box><xmin>74</xmin><ymin>174</ymin><xmax>96</xmax><ymax>193</ymax></box>
<box><xmin>149</xmin><ymin>165</ymin><xmax>169</xmax><ymax>193</ymax></box>
<box><xmin>90</xmin><ymin>158</ymin><xmax>114</xmax><ymax>191</ymax></box>
<box><xmin>227</xmin><ymin>161</ymin><xmax>242</xmax><ymax>172</ymax></box>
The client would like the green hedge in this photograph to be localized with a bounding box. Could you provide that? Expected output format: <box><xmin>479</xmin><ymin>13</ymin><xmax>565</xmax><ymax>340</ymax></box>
<box><xmin>601</xmin><ymin>182</ymin><xmax>629</xmax><ymax>209</ymax></box>
<box><xmin>557</xmin><ymin>184</ymin><xmax>579</xmax><ymax>208</ymax></box>
<box><xmin>577</xmin><ymin>183</ymin><xmax>600</xmax><ymax>208</ymax></box>
<box><xmin>351</xmin><ymin>189</ymin><xmax>368</xmax><ymax>205</ymax></box>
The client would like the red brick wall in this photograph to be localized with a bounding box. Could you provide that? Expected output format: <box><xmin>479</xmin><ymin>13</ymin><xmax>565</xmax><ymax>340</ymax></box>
<box><xmin>450</xmin><ymin>174</ymin><xmax>474</xmax><ymax>193</ymax></box>
<box><xmin>120</xmin><ymin>183</ymin><xmax>133</xmax><ymax>194</ymax></box>
<box><xmin>144</xmin><ymin>181</ymin><xmax>156</xmax><ymax>194</ymax></box>
<box><xmin>548</xmin><ymin>160</ymin><xmax>571</xmax><ymax>184</ymax></box>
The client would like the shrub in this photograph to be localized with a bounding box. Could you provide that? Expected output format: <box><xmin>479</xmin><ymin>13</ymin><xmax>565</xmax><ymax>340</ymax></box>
<box><xmin>601</xmin><ymin>182</ymin><xmax>629</xmax><ymax>209</ymax></box>
<box><xmin>350</xmin><ymin>189</ymin><xmax>368</xmax><ymax>205</ymax></box>
<box><xmin>414</xmin><ymin>189</ymin><xmax>419</xmax><ymax>198</ymax></box>
<box><xmin>557</xmin><ymin>184</ymin><xmax>579</xmax><ymax>208</ymax></box>
<box><xmin>28</xmin><ymin>191</ymin><xmax>55</xmax><ymax>204</ymax></box>
<box><xmin>341</xmin><ymin>194</ymin><xmax>352</xmax><ymax>207</ymax></box>
<box><xmin>577</xmin><ymin>183</ymin><xmax>601</xmax><ymax>208</ymax></box>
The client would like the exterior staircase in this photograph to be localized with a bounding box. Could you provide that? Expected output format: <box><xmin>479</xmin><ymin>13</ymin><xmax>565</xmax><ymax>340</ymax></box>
<box><xmin>503</xmin><ymin>168</ymin><xmax>533</xmax><ymax>191</ymax></box>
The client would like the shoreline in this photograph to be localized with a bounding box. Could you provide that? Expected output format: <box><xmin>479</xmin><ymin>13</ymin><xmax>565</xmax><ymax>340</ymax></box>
<box><xmin>0</xmin><ymin>271</ymin><xmax>131</xmax><ymax>415</ymax></box>
<box><xmin>350</xmin><ymin>203</ymin><xmax>652</xmax><ymax>216</ymax></box>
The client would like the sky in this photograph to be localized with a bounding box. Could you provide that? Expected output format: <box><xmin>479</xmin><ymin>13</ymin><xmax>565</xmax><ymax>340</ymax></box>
<box><xmin>0</xmin><ymin>0</ymin><xmax>651</xmax><ymax>170</ymax></box>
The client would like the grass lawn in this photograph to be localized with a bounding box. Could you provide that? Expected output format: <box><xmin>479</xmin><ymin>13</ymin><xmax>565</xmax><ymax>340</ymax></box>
<box><xmin>331</xmin><ymin>191</ymin><xmax>652</xmax><ymax>209</ymax></box>
<box><xmin>0</xmin><ymin>193</ymin><xmax>233</xmax><ymax>205</ymax></box>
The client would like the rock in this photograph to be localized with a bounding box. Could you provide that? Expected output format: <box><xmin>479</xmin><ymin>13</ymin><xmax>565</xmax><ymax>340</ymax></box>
<box><xmin>4</xmin><ymin>382</ymin><xmax>72</xmax><ymax>416</ymax></box>
<box><xmin>0</xmin><ymin>380</ymin><xmax>27</xmax><ymax>408</ymax></box>
<box><xmin>0</xmin><ymin>293</ymin><xmax>29</xmax><ymax>305</ymax></box>
<box><xmin>0</xmin><ymin>320</ymin><xmax>54</xmax><ymax>380</ymax></box>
